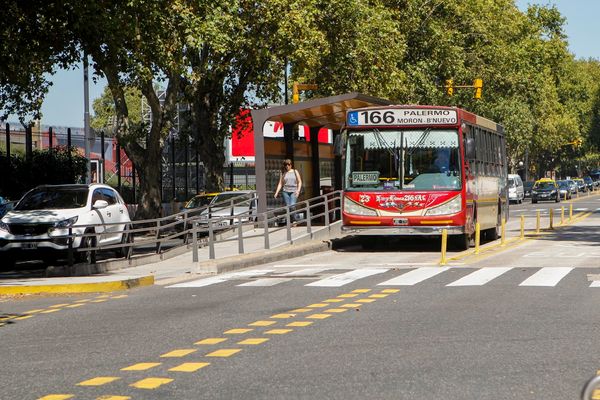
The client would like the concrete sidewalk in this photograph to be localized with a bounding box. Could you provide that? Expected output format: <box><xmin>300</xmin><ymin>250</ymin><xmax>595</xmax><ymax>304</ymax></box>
<box><xmin>0</xmin><ymin>222</ymin><xmax>342</xmax><ymax>295</ymax></box>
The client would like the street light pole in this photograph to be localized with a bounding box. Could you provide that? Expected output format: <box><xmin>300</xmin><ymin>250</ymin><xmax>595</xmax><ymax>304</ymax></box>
<box><xmin>84</xmin><ymin>54</ymin><xmax>91</xmax><ymax>184</ymax></box>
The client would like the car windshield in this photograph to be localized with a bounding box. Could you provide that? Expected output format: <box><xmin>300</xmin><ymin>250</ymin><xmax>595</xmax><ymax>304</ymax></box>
<box><xmin>185</xmin><ymin>195</ymin><xmax>214</xmax><ymax>209</ymax></box>
<box><xmin>508</xmin><ymin>178</ymin><xmax>516</xmax><ymax>188</ymax></box>
<box><xmin>212</xmin><ymin>193</ymin><xmax>251</xmax><ymax>207</ymax></box>
<box><xmin>345</xmin><ymin>128</ymin><xmax>462</xmax><ymax>191</ymax></box>
<box><xmin>558</xmin><ymin>181</ymin><xmax>568</xmax><ymax>188</ymax></box>
<box><xmin>534</xmin><ymin>182</ymin><xmax>555</xmax><ymax>190</ymax></box>
<box><xmin>15</xmin><ymin>187</ymin><xmax>89</xmax><ymax>210</ymax></box>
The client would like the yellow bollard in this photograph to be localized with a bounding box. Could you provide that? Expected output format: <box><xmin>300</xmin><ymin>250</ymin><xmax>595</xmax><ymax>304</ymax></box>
<box><xmin>520</xmin><ymin>215</ymin><xmax>525</xmax><ymax>239</ymax></box>
<box><xmin>560</xmin><ymin>206</ymin><xmax>564</xmax><ymax>225</ymax></box>
<box><xmin>569</xmin><ymin>203</ymin><xmax>573</xmax><ymax>221</ymax></box>
<box><xmin>501</xmin><ymin>218</ymin><xmax>506</xmax><ymax>246</ymax></box>
<box><xmin>564</xmin><ymin>192</ymin><xmax>567</xmax><ymax>201</ymax></box>
<box><xmin>475</xmin><ymin>222</ymin><xmax>480</xmax><ymax>255</ymax></box>
<box><xmin>549</xmin><ymin>208</ymin><xmax>554</xmax><ymax>229</ymax></box>
<box><xmin>440</xmin><ymin>229</ymin><xmax>448</xmax><ymax>266</ymax></box>
<box><xmin>536</xmin><ymin>211</ymin><xmax>540</xmax><ymax>233</ymax></box>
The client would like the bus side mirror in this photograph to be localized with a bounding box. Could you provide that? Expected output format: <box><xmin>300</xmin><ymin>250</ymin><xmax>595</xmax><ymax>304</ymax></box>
<box><xmin>333</xmin><ymin>134</ymin><xmax>344</xmax><ymax>156</ymax></box>
<box><xmin>465</xmin><ymin>138</ymin><xmax>475</xmax><ymax>159</ymax></box>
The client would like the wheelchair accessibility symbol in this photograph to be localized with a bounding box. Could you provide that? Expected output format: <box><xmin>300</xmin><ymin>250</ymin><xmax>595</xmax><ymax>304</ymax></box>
<box><xmin>348</xmin><ymin>112</ymin><xmax>359</xmax><ymax>125</ymax></box>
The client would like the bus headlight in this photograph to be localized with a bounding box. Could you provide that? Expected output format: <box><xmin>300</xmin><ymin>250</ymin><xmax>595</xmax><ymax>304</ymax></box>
<box><xmin>425</xmin><ymin>195</ymin><xmax>462</xmax><ymax>216</ymax></box>
<box><xmin>343</xmin><ymin>197</ymin><xmax>377</xmax><ymax>216</ymax></box>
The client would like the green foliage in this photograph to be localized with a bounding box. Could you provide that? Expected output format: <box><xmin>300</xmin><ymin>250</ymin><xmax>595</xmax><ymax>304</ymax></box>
<box><xmin>0</xmin><ymin>148</ymin><xmax>87</xmax><ymax>200</ymax></box>
<box><xmin>91</xmin><ymin>86</ymin><xmax>144</xmax><ymax>136</ymax></box>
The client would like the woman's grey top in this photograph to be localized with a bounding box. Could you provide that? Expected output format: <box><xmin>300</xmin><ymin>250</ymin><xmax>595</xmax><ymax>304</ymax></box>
<box><xmin>282</xmin><ymin>170</ymin><xmax>298</xmax><ymax>192</ymax></box>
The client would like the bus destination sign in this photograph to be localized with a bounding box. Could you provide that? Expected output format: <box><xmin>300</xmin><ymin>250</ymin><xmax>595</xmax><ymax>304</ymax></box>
<box><xmin>351</xmin><ymin>171</ymin><xmax>380</xmax><ymax>185</ymax></box>
<box><xmin>347</xmin><ymin>108</ymin><xmax>457</xmax><ymax>126</ymax></box>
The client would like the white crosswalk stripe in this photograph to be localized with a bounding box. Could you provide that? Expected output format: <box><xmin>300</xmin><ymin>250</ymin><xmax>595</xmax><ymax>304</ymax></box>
<box><xmin>237</xmin><ymin>268</ymin><xmax>328</xmax><ymax>287</ymax></box>
<box><xmin>446</xmin><ymin>267</ymin><xmax>513</xmax><ymax>286</ymax></box>
<box><xmin>377</xmin><ymin>267</ymin><xmax>450</xmax><ymax>286</ymax></box>
<box><xmin>305</xmin><ymin>268</ymin><xmax>388</xmax><ymax>287</ymax></box>
<box><xmin>518</xmin><ymin>267</ymin><xmax>573</xmax><ymax>287</ymax></box>
<box><xmin>166</xmin><ymin>266</ymin><xmax>598</xmax><ymax>289</ymax></box>
<box><xmin>166</xmin><ymin>269</ymin><xmax>274</xmax><ymax>288</ymax></box>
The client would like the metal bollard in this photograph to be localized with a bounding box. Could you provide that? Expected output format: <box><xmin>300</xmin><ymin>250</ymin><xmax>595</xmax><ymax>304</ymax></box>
<box><xmin>285</xmin><ymin>208</ymin><xmax>292</xmax><ymax>242</ymax></box>
<box><xmin>570</xmin><ymin>203</ymin><xmax>573</xmax><ymax>221</ymax></box>
<box><xmin>238</xmin><ymin>220</ymin><xmax>244</xmax><ymax>254</ymax></box>
<box><xmin>536</xmin><ymin>211</ymin><xmax>540</xmax><ymax>233</ymax></box>
<box><xmin>520</xmin><ymin>215</ymin><xmax>525</xmax><ymax>239</ymax></box>
<box><xmin>474</xmin><ymin>222</ymin><xmax>480</xmax><ymax>255</ymax></box>
<box><xmin>440</xmin><ymin>229</ymin><xmax>448</xmax><ymax>266</ymax></box>
<box><xmin>263</xmin><ymin>213</ymin><xmax>270</xmax><ymax>250</ymax></box>
<box><xmin>306</xmin><ymin>203</ymin><xmax>312</xmax><ymax>236</ymax></box>
<box><xmin>192</xmin><ymin>222</ymin><xmax>198</xmax><ymax>262</ymax></box>
<box><xmin>501</xmin><ymin>218</ymin><xmax>506</xmax><ymax>246</ymax></box>
<box><xmin>67</xmin><ymin>227</ymin><xmax>74</xmax><ymax>266</ymax></box>
<box><xmin>549</xmin><ymin>208</ymin><xmax>554</xmax><ymax>229</ymax></box>
<box><xmin>208</xmin><ymin>220</ymin><xmax>215</xmax><ymax>259</ymax></box>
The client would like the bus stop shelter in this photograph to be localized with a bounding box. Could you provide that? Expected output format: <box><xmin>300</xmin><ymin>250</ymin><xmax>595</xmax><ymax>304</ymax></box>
<box><xmin>251</xmin><ymin>92</ymin><xmax>392</xmax><ymax>213</ymax></box>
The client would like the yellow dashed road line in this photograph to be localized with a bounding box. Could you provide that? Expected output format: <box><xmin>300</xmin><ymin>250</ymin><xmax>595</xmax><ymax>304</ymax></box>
<box><xmin>168</xmin><ymin>362</ymin><xmax>210</xmax><ymax>372</ymax></box>
<box><xmin>160</xmin><ymin>349</ymin><xmax>197</xmax><ymax>358</ymax></box>
<box><xmin>129</xmin><ymin>377</ymin><xmax>173</xmax><ymax>390</ymax></box>
<box><xmin>40</xmin><ymin>286</ymin><xmax>402</xmax><ymax>398</ymax></box>
<box><xmin>195</xmin><ymin>338</ymin><xmax>227</xmax><ymax>345</ymax></box>
<box><xmin>77</xmin><ymin>377</ymin><xmax>120</xmax><ymax>386</ymax></box>
<box><xmin>121</xmin><ymin>363</ymin><xmax>161</xmax><ymax>371</ymax></box>
<box><xmin>206</xmin><ymin>349</ymin><xmax>242</xmax><ymax>357</ymax></box>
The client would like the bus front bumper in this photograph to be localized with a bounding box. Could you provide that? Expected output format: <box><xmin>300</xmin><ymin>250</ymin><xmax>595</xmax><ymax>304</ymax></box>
<box><xmin>341</xmin><ymin>225</ymin><xmax>466</xmax><ymax>236</ymax></box>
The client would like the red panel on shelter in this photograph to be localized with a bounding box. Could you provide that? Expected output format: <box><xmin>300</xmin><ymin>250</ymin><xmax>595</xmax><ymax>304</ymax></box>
<box><xmin>231</xmin><ymin>109</ymin><xmax>255</xmax><ymax>157</ymax></box>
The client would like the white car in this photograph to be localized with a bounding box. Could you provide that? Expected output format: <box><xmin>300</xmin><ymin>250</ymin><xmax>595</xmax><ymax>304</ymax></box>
<box><xmin>0</xmin><ymin>184</ymin><xmax>131</xmax><ymax>266</ymax></box>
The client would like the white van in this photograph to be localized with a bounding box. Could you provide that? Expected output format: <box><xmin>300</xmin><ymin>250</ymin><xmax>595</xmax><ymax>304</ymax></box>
<box><xmin>508</xmin><ymin>174</ymin><xmax>524</xmax><ymax>203</ymax></box>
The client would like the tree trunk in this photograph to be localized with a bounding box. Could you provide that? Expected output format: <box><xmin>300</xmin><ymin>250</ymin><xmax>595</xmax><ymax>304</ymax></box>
<box><xmin>126</xmin><ymin>143</ymin><xmax>163</xmax><ymax>220</ymax></box>
<box><xmin>191</xmin><ymin>99</ymin><xmax>225</xmax><ymax>192</ymax></box>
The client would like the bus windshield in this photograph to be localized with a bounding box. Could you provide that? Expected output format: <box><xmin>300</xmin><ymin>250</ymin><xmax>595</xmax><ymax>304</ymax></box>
<box><xmin>345</xmin><ymin>128</ymin><xmax>461</xmax><ymax>191</ymax></box>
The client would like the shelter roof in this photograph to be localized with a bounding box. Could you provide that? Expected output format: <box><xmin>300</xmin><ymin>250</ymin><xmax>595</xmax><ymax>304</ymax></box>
<box><xmin>251</xmin><ymin>92</ymin><xmax>393</xmax><ymax>130</ymax></box>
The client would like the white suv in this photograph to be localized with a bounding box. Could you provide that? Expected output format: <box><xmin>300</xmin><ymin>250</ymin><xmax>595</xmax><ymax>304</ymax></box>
<box><xmin>0</xmin><ymin>184</ymin><xmax>131</xmax><ymax>266</ymax></box>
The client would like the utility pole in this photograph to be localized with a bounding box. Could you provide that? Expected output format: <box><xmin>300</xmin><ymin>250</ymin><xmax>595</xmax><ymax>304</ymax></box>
<box><xmin>84</xmin><ymin>54</ymin><xmax>91</xmax><ymax>184</ymax></box>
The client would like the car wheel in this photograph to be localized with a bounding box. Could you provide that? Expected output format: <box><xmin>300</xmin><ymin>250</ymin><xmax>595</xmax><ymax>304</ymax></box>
<box><xmin>77</xmin><ymin>231</ymin><xmax>97</xmax><ymax>264</ymax></box>
<box><xmin>532</xmin><ymin>199</ymin><xmax>537</xmax><ymax>204</ymax></box>
<box><xmin>450</xmin><ymin>233</ymin><xmax>471</xmax><ymax>251</ymax></box>
<box><xmin>115</xmin><ymin>225</ymin><xmax>133</xmax><ymax>258</ymax></box>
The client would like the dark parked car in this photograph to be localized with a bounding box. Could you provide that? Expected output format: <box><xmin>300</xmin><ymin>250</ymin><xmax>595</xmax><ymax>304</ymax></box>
<box><xmin>531</xmin><ymin>179</ymin><xmax>560</xmax><ymax>203</ymax></box>
<box><xmin>0</xmin><ymin>200</ymin><xmax>15</xmax><ymax>218</ymax></box>
<box><xmin>583</xmin><ymin>176</ymin><xmax>594</xmax><ymax>191</ymax></box>
<box><xmin>523</xmin><ymin>181</ymin><xmax>535</xmax><ymax>198</ymax></box>
<box><xmin>557</xmin><ymin>180</ymin><xmax>572</xmax><ymax>200</ymax></box>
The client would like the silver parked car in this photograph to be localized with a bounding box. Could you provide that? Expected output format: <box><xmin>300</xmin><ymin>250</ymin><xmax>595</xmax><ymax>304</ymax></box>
<box><xmin>198</xmin><ymin>191</ymin><xmax>258</xmax><ymax>229</ymax></box>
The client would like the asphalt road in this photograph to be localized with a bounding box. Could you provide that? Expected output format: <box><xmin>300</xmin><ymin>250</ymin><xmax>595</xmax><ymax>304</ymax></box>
<box><xmin>2</xmin><ymin>195</ymin><xmax>600</xmax><ymax>399</ymax></box>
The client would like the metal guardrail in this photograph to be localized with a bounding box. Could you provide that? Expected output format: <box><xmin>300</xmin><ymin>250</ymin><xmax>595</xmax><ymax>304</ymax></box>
<box><xmin>62</xmin><ymin>190</ymin><xmax>343</xmax><ymax>265</ymax></box>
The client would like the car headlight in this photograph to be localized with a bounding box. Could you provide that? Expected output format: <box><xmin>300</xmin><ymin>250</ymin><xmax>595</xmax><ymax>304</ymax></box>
<box><xmin>343</xmin><ymin>197</ymin><xmax>377</xmax><ymax>216</ymax></box>
<box><xmin>54</xmin><ymin>216</ymin><xmax>78</xmax><ymax>229</ymax></box>
<box><xmin>532</xmin><ymin>190</ymin><xmax>537</xmax><ymax>194</ymax></box>
<box><xmin>425</xmin><ymin>195</ymin><xmax>462</xmax><ymax>216</ymax></box>
<box><xmin>0</xmin><ymin>220</ymin><xmax>9</xmax><ymax>233</ymax></box>
<box><xmin>550</xmin><ymin>190</ymin><xmax>556</xmax><ymax>194</ymax></box>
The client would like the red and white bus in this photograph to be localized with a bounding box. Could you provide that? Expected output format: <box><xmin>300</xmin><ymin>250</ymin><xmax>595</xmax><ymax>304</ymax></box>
<box><xmin>340</xmin><ymin>105</ymin><xmax>508</xmax><ymax>250</ymax></box>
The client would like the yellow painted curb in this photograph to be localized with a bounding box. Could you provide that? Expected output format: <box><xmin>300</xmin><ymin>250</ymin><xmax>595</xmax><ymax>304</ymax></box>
<box><xmin>0</xmin><ymin>275</ymin><xmax>154</xmax><ymax>295</ymax></box>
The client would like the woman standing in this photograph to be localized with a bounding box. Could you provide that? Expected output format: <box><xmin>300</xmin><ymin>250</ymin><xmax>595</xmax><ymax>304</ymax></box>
<box><xmin>274</xmin><ymin>159</ymin><xmax>302</xmax><ymax>211</ymax></box>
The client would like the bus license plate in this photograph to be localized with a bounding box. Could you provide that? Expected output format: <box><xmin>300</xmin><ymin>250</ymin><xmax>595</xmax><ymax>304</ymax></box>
<box><xmin>22</xmin><ymin>242</ymin><xmax>38</xmax><ymax>250</ymax></box>
<box><xmin>393</xmin><ymin>218</ymin><xmax>408</xmax><ymax>226</ymax></box>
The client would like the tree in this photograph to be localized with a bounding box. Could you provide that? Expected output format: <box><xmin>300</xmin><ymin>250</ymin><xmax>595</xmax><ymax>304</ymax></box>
<box><xmin>179</xmin><ymin>0</ymin><xmax>325</xmax><ymax>191</ymax></box>
<box><xmin>91</xmin><ymin>86</ymin><xmax>143</xmax><ymax>136</ymax></box>
<box><xmin>0</xmin><ymin>1</ymin><xmax>78</xmax><ymax>122</ymax></box>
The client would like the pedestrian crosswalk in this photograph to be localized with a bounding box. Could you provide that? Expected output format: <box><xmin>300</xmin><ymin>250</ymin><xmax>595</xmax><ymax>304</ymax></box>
<box><xmin>166</xmin><ymin>266</ymin><xmax>600</xmax><ymax>289</ymax></box>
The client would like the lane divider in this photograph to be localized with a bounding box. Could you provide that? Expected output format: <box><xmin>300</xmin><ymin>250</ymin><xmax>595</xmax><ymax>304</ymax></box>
<box><xmin>0</xmin><ymin>294</ymin><xmax>129</xmax><ymax>328</ymax></box>
<box><xmin>37</xmin><ymin>287</ymin><xmax>401</xmax><ymax>399</ymax></box>
<box><xmin>444</xmin><ymin>210</ymin><xmax>594</xmax><ymax>265</ymax></box>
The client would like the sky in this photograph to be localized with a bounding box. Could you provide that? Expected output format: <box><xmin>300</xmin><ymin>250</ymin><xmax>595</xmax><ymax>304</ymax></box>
<box><xmin>36</xmin><ymin>0</ymin><xmax>600</xmax><ymax>128</ymax></box>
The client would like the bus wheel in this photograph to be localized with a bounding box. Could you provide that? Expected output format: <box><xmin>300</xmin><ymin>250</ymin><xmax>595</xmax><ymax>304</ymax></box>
<box><xmin>451</xmin><ymin>233</ymin><xmax>470</xmax><ymax>251</ymax></box>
